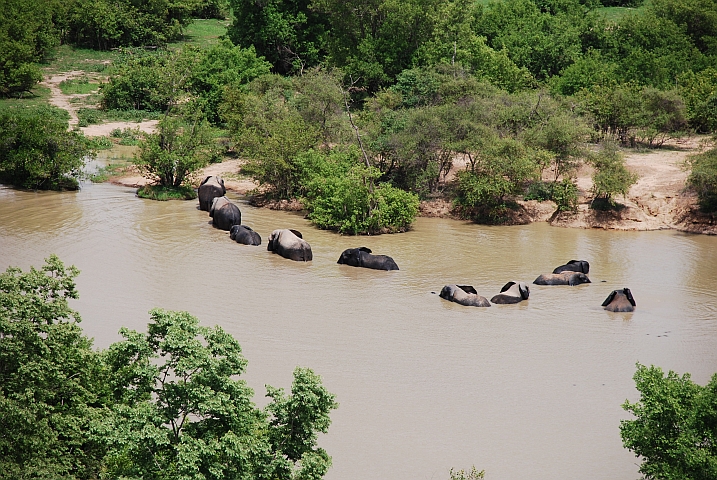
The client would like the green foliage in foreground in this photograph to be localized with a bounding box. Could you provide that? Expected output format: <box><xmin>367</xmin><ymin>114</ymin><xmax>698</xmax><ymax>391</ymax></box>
<box><xmin>686</xmin><ymin>146</ymin><xmax>717</xmax><ymax>212</ymax></box>
<box><xmin>621</xmin><ymin>363</ymin><xmax>717</xmax><ymax>480</ymax></box>
<box><xmin>0</xmin><ymin>106</ymin><xmax>92</xmax><ymax>190</ymax></box>
<box><xmin>589</xmin><ymin>143</ymin><xmax>639</xmax><ymax>206</ymax></box>
<box><xmin>0</xmin><ymin>257</ymin><xmax>339</xmax><ymax>480</ymax></box>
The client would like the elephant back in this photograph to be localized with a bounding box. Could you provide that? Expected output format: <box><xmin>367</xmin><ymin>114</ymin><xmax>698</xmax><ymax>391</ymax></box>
<box><xmin>553</xmin><ymin>260</ymin><xmax>590</xmax><ymax>274</ymax></box>
<box><xmin>198</xmin><ymin>176</ymin><xmax>226</xmax><ymax>211</ymax></box>
<box><xmin>230</xmin><ymin>224</ymin><xmax>261</xmax><ymax>246</ymax></box>
<box><xmin>268</xmin><ymin>229</ymin><xmax>312</xmax><ymax>261</ymax></box>
<box><xmin>212</xmin><ymin>202</ymin><xmax>242</xmax><ymax>231</ymax></box>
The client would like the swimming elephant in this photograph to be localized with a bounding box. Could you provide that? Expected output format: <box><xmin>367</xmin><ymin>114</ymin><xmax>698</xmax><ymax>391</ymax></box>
<box><xmin>337</xmin><ymin>247</ymin><xmax>399</xmax><ymax>271</ymax></box>
<box><xmin>211</xmin><ymin>197</ymin><xmax>242</xmax><ymax>231</ymax></box>
<box><xmin>198</xmin><ymin>176</ymin><xmax>226</xmax><ymax>211</ymax></box>
<box><xmin>533</xmin><ymin>272</ymin><xmax>591</xmax><ymax>286</ymax></box>
<box><xmin>267</xmin><ymin>229</ymin><xmax>312</xmax><ymax>261</ymax></box>
<box><xmin>602</xmin><ymin>288</ymin><xmax>636</xmax><ymax>312</ymax></box>
<box><xmin>230</xmin><ymin>224</ymin><xmax>261</xmax><ymax>246</ymax></box>
<box><xmin>209</xmin><ymin>196</ymin><xmax>230</xmax><ymax>217</ymax></box>
<box><xmin>439</xmin><ymin>285</ymin><xmax>490</xmax><ymax>307</ymax></box>
<box><xmin>553</xmin><ymin>260</ymin><xmax>590</xmax><ymax>275</ymax></box>
<box><xmin>490</xmin><ymin>281</ymin><xmax>530</xmax><ymax>304</ymax></box>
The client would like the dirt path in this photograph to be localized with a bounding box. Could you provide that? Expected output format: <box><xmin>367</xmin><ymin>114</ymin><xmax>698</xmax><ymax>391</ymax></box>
<box><xmin>42</xmin><ymin>71</ymin><xmax>158</xmax><ymax>135</ymax></box>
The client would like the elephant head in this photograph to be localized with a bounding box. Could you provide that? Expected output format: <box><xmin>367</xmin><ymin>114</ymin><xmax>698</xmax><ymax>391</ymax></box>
<box><xmin>602</xmin><ymin>288</ymin><xmax>636</xmax><ymax>312</ymax></box>
<box><xmin>490</xmin><ymin>281</ymin><xmax>530</xmax><ymax>304</ymax></box>
<box><xmin>230</xmin><ymin>224</ymin><xmax>261</xmax><ymax>246</ymax></box>
<box><xmin>209</xmin><ymin>196</ymin><xmax>230</xmax><ymax>218</ymax></box>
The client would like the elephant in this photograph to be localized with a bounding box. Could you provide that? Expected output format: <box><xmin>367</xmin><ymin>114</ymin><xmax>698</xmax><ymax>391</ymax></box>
<box><xmin>439</xmin><ymin>284</ymin><xmax>490</xmax><ymax>307</ymax></box>
<box><xmin>533</xmin><ymin>271</ymin><xmax>591</xmax><ymax>286</ymax></box>
<box><xmin>490</xmin><ymin>281</ymin><xmax>530</xmax><ymax>304</ymax></box>
<box><xmin>267</xmin><ymin>229</ymin><xmax>312</xmax><ymax>261</ymax></box>
<box><xmin>602</xmin><ymin>288</ymin><xmax>636</xmax><ymax>312</ymax></box>
<box><xmin>337</xmin><ymin>247</ymin><xmax>399</xmax><ymax>271</ymax></box>
<box><xmin>198</xmin><ymin>176</ymin><xmax>226</xmax><ymax>211</ymax></box>
<box><xmin>211</xmin><ymin>198</ymin><xmax>242</xmax><ymax>231</ymax></box>
<box><xmin>553</xmin><ymin>260</ymin><xmax>590</xmax><ymax>275</ymax></box>
<box><xmin>209</xmin><ymin>196</ymin><xmax>230</xmax><ymax>217</ymax></box>
<box><xmin>230</xmin><ymin>224</ymin><xmax>261</xmax><ymax>246</ymax></box>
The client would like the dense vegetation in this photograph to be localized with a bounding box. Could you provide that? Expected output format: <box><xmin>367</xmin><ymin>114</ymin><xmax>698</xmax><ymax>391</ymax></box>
<box><xmin>0</xmin><ymin>256</ymin><xmax>338</xmax><ymax>479</ymax></box>
<box><xmin>0</xmin><ymin>106</ymin><xmax>92</xmax><ymax>190</ymax></box>
<box><xmin>686</xmin><ymin>146</ymin><xmax>717</xmax><ymax>212</ymax></box>
<box><xmin>3</xmin><ymin>0</ymin><xmax>717</xmax><ymax>226</ymax></box>
<box><xmin>621</xmin><ymin>364</ymin><xmax>717</xmax><ymax>480</ymax></box>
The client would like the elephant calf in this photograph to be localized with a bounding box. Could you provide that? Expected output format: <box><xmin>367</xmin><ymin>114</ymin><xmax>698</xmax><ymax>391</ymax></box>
<box><xmin>210</xmin><ymin>196</ymin><xmax>242</xmax><ymax>231</ymax></box>
<box><xmin>198</xmin><ymin>175</ymin><xmax>226</xmax><ymax>211</ymax></box>
<box><xmin>230</xmin><ymin>225</ymin><xmax>261</xmax><ymax>246</ymax></box>
<box><xmin>490</xmin><ymin>281</ymin><xmax>530</xmax><ymax>304</ymax></box>
<box><xmin>602</xmin><ymin>288</ymin><xmax>636</xmax><ymax>312</ymax></box>
<box><xmin>440</xmin><ymin>285</ymin><xmax>490</xmax><ymax>307</ymax></box>
<box><xmin>533</xmin><ymin>272</ymin><xmax>591</xmax><ymax>286</ymax></box>
<box><xmin>553</xmin><ymin>259</ymin><xmax>590</xmax><ymax>275</ymax></box>
<box><xmin>267</xmin><ymin>229</ymin><xmax>312</xmax><ymax>262</ymax></box>
<box><xmin>337</xmin><ymin>247</ymin><xmax>399</xmax><ymax>271</ymax></box>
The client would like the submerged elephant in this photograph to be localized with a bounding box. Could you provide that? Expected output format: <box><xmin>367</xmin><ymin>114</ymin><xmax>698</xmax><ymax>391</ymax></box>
<box><xmin>211</xmin><ymin>197</ymin><xmax>242</xmax><ymax>231</ymax></box>
<box><xmin>230</xmin><ymin>224</ymin><xmax>261</xmax><ymax>246</ymax></box>
<box><xmin>198</xmin><ymin>176</ymin><xmax>226</xmax><ymax>211</ymax></box>
<box><xmin>602</xmin><ymin>288</ymin><xmax>636</xmax><ymax>312</ymax></box>
<box><xmin>439</xmin><ymin>285</ymin><xmax>490</xmax><ymax>307</ymax></box>
<box><xmin>533</xmin><ymin>271</ymin><xmax>591</xmax><ymax>286</ymax></box>
<box><xmin>267</xmin><ymin>229</ymin><xmax>312</xmax><ymax>261</ymax></box>
<box><xmin>337</xmin><ymin>247</ymin><xmax>399</xmax><ymax>271</ymax></box>
<box><xmin>490</xmin><ymin>281</ymin><xmax>530</xmax><ymax>304</ymax></box>
<box><xmin>553</xmin><ymin>260</ymin><xmax>590</xmax><ymax>275</ymax></box>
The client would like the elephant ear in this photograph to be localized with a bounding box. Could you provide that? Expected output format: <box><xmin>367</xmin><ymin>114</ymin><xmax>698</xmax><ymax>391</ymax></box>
<box><xmin>358</xmin><ymin>247</ymin><xmax>372</xmax><ymax>254</ymax></box>
<box><xmin>580</xmin><ymin>261</ymin><xmax>590</xmax><ymax>274</ymax></box>
<box><xmin>602</xmin><ymin>290</ymin><xmax>617</xmax><ymax>307</ymax></box>
<box><xmin>457</xmin><ymin>285</ymin><xmax>477</xmax><ymax>295</ymax></box>
<box><xmin>200</xmin><ymin>175</ymin><xmax>212</xmax><ymax>186</ymax></box>
<box><xmin>500</xmin><ymin>281</ymin><xmax>516</xmax><ymax>293</ymax></box>
<box><xmin>289</xmin><ymin>229</ymin><xmax>303</xmax><ymax>239</ymax></box>
<box><xmin>624</xmin><ymin>288</ymin><xmax>636</xmax><ymax>306</ymax></box>
<box><xmin>519</xmin><ymin>283</ymin><xmax>530</xmax><ymax>299</ymax></box>
<box><xmin>243</xmin><ymin>225</ymin><xmax>253</xmax><ymax>232</ymax></box>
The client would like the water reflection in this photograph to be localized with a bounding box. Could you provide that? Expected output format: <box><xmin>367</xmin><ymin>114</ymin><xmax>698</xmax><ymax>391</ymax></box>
<box><xmin>1</xmin><ymin>180</ymin><xmax>717</xmax><ymax>480</ymax></box>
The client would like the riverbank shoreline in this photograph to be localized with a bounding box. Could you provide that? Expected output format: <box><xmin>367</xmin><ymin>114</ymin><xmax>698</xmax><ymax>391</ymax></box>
<box><xmin>107</xmin><ymin>134</ymin><xmax>717</xmax><ymax>235</ymax></box>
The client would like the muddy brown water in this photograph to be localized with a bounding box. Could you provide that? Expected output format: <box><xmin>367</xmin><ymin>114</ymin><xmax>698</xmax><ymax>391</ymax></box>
<box><xmin>2</xmin><ymin>170</ymin><xmax>717</xmax><ymax>479</ymax></box>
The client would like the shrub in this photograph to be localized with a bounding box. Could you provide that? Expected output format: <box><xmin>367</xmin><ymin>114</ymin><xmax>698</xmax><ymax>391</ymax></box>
<box><xmin>136</xmin><ymin>184</ymin><xmax>197</xmax><ymax>200</ymax></box>
<box><xmin>686</xmin><ymin>147</ymin><xmax>717</xmax><ymax>212</ymax></box>
<box><xmin>678</xmin><ymin>68</ymin><xmax>717</xmax><ymax>133</ymax></box>
<box><xmin>0</xmin><ymin>106</ymin><xmax>92</xmax><ymax>190</ymax></box>
<box><xmin>77</xmin><ymin>108</ymin><xmax>102</xmax><ymax>126</ymax></box>
<box><xmin>589</xmin><ymin>143</ymin><xmax>639</xmax><ymax>206</ymax></box>
<box><xmin>551</xmin><ymin>178</ymin><xmax>579</xmax><ymax>212</ymax></box>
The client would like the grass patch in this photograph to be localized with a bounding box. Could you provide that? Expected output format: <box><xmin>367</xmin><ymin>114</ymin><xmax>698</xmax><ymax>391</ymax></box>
<box><xmin>87</xmin><ymin>136</ymin><xmax>114</xmax><ymax>150</ymax></box>
<box><xmin>0</xmin><ymin>86</ymin><xmax>52</xmax><ymax>110</ymax></box>
<box><xmin>103</xmin><ymin>109</ymin><xmax>162</xmax><ymax>122</ymax></box>
<box><xmin>87</xmin><ymin>162</ymin><xmax>128</xmax><ymax>182</ymax></box>
<box><xmin>59</xmin><ymin>78</ymin><xmax>100</xmax><ymax>95</ymax></box>
<box><xmin>77</xmin><ymin>108</ymin><xmax>103</xmax><ymax>126</ymax></box>
<box><xmin>137</xmin><ymin>184</ymin><xmax>198</xmax><ymax>200</ymax></box>
<box><xmin>42</xmin><ymin>45</ymin><xmax>118</xmax><ymax>74</ymax></box>
<box><xmin>111</xmin><ymin>127</ymin><xmax>143</xmax><ymax>145</ymax></box>
<box><xmin>169</xmin><ymin>19</ymin><xmax>229</xmax><ymax>49</ymax></box>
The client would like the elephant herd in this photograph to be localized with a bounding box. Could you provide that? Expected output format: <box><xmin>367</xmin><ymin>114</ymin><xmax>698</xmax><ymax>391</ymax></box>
<box><xmin>198</xmin><ymin>176</ymin><xmax>635</xmax><ymax>313</ymax></box>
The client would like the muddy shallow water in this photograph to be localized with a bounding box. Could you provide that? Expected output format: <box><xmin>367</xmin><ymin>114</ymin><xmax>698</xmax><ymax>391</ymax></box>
<box><xmin>2</xmin><ymin>177</ymin><xmax>717</xmax><ymax>480</ymax></box>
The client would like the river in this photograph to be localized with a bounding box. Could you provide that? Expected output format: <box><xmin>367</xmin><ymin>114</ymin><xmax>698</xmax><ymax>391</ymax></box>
<box><xmin>1</xmin><ymin>169</ymin><xmax>717</xmax><ymax>479</ymax></box>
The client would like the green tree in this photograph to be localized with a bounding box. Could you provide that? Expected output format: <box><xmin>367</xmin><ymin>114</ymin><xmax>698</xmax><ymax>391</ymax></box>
<box><xmin>621</xmin><ymin>364</ymin><xmax>717</xmax><ymax>480</ymax></box>
<box><xmin>0</xmin><ymin>106</ymin><xmax>92</xmax><ymax>190</ymax></box>
<box><xmin>102</xmin><ymin>308</ymin><xmax>338</xmax><ymax>480</ymax></box>
<box><xmin>134</xmin><ymin>113</ymin><xmax>213</xmax><ymax>189</ymax></box>
<box><xmin>678</xmin><ymin>68</ymin><xmax>717</xmax><ymax>133</ymax></box>
<box><xmin>227</xmin><ymin>0</ymin><xmax>328</xmax><ymax>74</ymax></box>
<box><xmin>686</xmin><ymin>146</ymin><xmax>717</xmax><ymax>212</ymax></box>
<box><xmin>589</xmin><ymin>142</ymin><xmax>638</xmax><ymax>206</ymax></box>
<box><xmin>0</xmin><ymin>256</ymin><xmax>108</xmax><ymax>479</ymax></box>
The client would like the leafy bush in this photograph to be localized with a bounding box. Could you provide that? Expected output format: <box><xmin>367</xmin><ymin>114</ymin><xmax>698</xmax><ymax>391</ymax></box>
<box><xmin>86</xmin><ymin>136</ymin><xmax>113</xmax><ymax>150</ymax></box>
<box><xmin>686</xmin><ymin>147</ymin><xmax>717</xmax><ymax>212</ymax></box>
<box><xmin>136</xmin><ymin>184</ymin><xmax>197</xmax><ymax>200</ymax></box>
<box><xmin>678</xmin><ymin>68</ymin><xmax>717</xmax><ymax>133</ymax></box>
<box><xmin>551</xmin><ymin>178</ymin><xmax>579</xmax><ymax>212</ymax></box>
<box><xmin>101</xmin><ymin>50</ymin><xmax>174</xmax><ymax>112</ymax></box>
<box><xmin>589</xmin><ymin>143</ymin><xmax>638</xmax><ymax>206</ymax></box>
<box><xmin>299</xmin><ymin>149</ymin><xmax>419</xmax><ymax>234</ymax></box>
<box><xmin>621</xmin><ymin>363</ymin><xmax>717</xmax><ymax>480</ymax></box>
<box><xmin>0</xmin><ymin>106</ymin><xmax>92</xmax><ymax>190</ymax></box>
<box><xmin>133</xmin><ymin>115</ymin><xmax>213</xmax><ymax>188</ymax></box>
<box><xmin>77</xmin><ymin>107</ymin><xmax>102</xmax><ymax>126</ymax></box>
